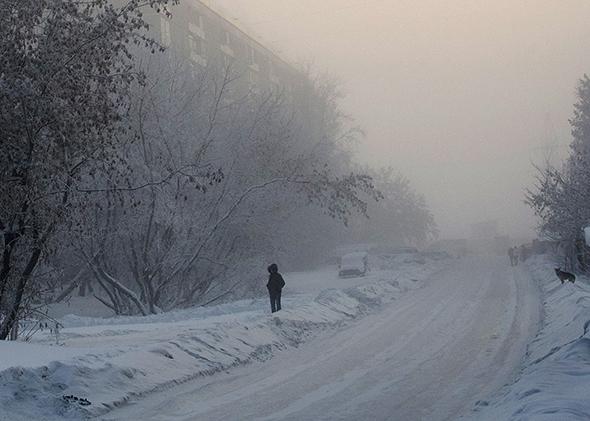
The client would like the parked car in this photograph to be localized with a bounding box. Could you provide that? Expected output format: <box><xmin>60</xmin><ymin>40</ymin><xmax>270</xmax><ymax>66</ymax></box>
<box><xmin>338</xmin><ymin>252</ymin><xmax>369</xmax><ymax>278</ymax></box>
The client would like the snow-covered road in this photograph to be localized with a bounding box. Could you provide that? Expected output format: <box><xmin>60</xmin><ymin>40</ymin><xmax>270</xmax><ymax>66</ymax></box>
<box><xmin>104</xmin><ymin>256</ymin><xmax>540</xmax><ymax>421</ymax></box>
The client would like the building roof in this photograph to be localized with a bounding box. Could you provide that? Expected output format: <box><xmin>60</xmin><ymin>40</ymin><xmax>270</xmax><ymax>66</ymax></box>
<box><xmin>193</xmin><ymin>1</ymin><xmax>299</xmax><ymax>76</ymax></box>
<box><xmin>199</xmin><ymin>1</ymin><xmax>254</xmax><ymax>35</ymax></box>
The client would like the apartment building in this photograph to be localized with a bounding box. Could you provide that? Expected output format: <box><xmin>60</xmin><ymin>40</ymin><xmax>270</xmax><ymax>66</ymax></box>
<box><xmin>151</xmin><ymin>1</ymin><xmax>302</xmax><ymax>94</ymax></box>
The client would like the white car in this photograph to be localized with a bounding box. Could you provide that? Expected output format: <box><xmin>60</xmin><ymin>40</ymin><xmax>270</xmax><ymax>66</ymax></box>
<box><xmin>338</xmin><ymin>252</ymin><xmax>369</xmax><ymax>278</ymax></box>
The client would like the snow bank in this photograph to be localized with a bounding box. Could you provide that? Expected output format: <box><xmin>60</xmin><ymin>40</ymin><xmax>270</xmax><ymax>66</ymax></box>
<box><xmin>0</xmin><ymin>267</ymin><xmax>434</xmax><ymax>421</ymax></box>
<box><xmin>472</xmin><ymin>255</ymin><xmax>590</xmax><ymax>421</ymax></box>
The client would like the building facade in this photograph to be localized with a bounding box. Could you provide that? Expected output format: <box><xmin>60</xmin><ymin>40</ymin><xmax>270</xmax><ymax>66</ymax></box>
<box><xmin>150</xmin><ymin>1</ymin><xmax>302</xmax><ymax>95</ymax></box>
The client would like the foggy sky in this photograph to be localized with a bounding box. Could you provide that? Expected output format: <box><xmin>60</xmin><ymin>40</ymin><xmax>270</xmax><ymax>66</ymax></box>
<box><xmin>216</xmin><ymin>0</ymin><xmax>590</xmax><ymax>239</ymax></box>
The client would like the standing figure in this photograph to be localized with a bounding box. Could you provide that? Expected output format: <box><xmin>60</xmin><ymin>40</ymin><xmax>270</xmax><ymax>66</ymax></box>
<box><xmin>519</xmin><ymin>245</ymin><xmax>527</xmax><ymax>263</ymax></box>
<box><xmin>512</xmin><ymin>247</ymin><xmax>519</xmax><ymax>266</ymax></box>
<box><xmin>508</xmin><ymin>247</ymin><xmax>515</xmax><ymax>266</ymax></box>
<box><xmin>266</xmin><ymin>263</ymin><xmax>285</xmax><ymax>313</ymax></box>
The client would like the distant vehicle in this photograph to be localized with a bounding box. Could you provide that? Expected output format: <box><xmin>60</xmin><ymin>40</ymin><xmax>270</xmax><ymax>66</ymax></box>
<box><xmin>370</xmin><ymin>245</ymin><xmax>419</xmax><ymax>256</ymax></box>
<box><xmin>420</xmin><ymin>251</ymin><xmax>451</xmax><ymax>261</ymax></box>
<box><xmin>338</xmin><ymin>252</ymin><xmax>369</xmax><ymax>278</ymax></box>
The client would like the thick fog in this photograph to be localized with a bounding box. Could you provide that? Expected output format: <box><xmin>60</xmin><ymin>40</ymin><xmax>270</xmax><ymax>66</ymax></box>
<box><xmin>216</xmin><ymin>0</ymin><xmax>590</xmax><ymax>239</ymax></box>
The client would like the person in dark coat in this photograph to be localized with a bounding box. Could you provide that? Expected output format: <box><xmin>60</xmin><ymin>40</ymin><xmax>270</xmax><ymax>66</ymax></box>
<box><xmin>519</xmin><ymin>245</ymin><xmax>527</xmax><ymax>263</ymax></box>
<box><xmin>266</xmin><ymin>263</ymin><xmax>285</xmax><ymax>313</ymax></box>
<box><xmin>508</xmin><ymin>247</ymin><xmax>516</xmax><ymax>266</ymax></box>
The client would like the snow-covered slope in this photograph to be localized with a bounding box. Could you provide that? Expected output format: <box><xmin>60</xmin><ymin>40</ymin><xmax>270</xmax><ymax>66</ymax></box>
<box><xmin>471</xmin><ymin>255</ymin><xmax>590</xmax><ymax>420</ymax></box>
<box><xmin>0</xmin><ymin>261</ymin><xmax>439</xmax><ymax>420</ymax></box>
<box><xmin>102</xmin><ymin>255</ymin><xmax>540</xmax><ymax>421</ymax></box>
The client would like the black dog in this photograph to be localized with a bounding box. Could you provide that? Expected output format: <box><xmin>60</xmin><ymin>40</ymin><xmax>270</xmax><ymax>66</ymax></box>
<box><xmin>554</xmin><ymin>268</ymin><xmax>576</xmax><ymax>284</ymax></box>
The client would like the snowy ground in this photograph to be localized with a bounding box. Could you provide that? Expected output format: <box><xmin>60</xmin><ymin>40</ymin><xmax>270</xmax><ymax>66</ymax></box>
<box><xmin>470</xmin><ymin>255</ymin><xmax>590</xmax><ymax>421</ymax></box>
<box><xmin>99</xmin><ymin>255</ymin><xmax>540</xmax><ymax>421</ymax></box>
<box><xmin>0</xmin><ymin>258</ymin><xmax>439</xmax><ymax>420</ymax></box>
<box><xmin>7</xmin><ymin>253</ymin><xmax>584</xmax><ymax>421</ymax></box>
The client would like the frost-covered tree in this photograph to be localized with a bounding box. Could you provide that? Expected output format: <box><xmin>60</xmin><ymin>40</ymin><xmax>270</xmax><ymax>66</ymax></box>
<box><xmin>67</xmin><ymin>53</ymin><xmax>380</xmax><ymax>315</ymax></box>
<box><xmin>0</xmin><ymin>0</ymin><xmax>175</xmax><ymax>338</ymax></box>
<box><xmin>527</xmin><ymin>74</ymin><xmax>590</xmax><ymax>268</ymax></box>
<box><xmin>0</xmin><ymin>2</ymin><xmax>427</xmax><ymax>325</ymax></box>
<box><xmin>346</xmin><ymin>168</ymin><xmax>437</xmax><ymax>247</ymax></box>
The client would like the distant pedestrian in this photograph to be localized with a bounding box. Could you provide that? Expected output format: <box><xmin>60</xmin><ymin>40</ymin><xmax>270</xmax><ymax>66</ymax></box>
<box><xmin>266</xmin><ymin>263</ymin><xmax>285</xmax><ymax>313</ymax></box>
<box><xmin>508</xmin><ymin>247</ymin><xmax>515</xmax><ymax>266</ymax></box>
<box><xmin>519</xmin><ymin>245</ymin><xmax>527</xmax><ymax>263</ymax></box>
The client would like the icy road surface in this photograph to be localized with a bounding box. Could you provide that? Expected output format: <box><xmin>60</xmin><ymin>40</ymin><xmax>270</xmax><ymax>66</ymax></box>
<box><xmin>104</xmin><ymin>256</ymin><xmax>540</xmax><ymax>421</ymax></box>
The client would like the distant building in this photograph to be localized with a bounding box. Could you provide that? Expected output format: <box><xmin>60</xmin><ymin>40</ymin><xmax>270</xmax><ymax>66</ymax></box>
<box><xmin>147</xmin><ymin>1</ymin><xmax>303</xmax><ymax>95</ymax></box>
<box><xmin>470</xmin><ymin>220</ymin><xmax>510</xmax><ymax>255</ymax></box>
<box><xmin>470</xmin><ymin>220</ymin><xmax>499</xmax><ymax>239</ymax></box>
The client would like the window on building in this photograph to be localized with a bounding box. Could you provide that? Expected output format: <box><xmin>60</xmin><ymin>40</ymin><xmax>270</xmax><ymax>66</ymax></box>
<box><xmin>160</xmin><ymin>17</ymin><xmax>171</xmax><ymax>47</ymax></box>
<box><xmin>220</xmin><ymin>30</ymin><xmax>235</xmax><ymax>61</ymax></box>
<box><xmin>248</xmin><ymin>69</ymin><xmax>258</xmax><ymax>86</ymax></box>
<box><xmin>188</xmin><ymin>33</ymin><xmax>206</xmax><ymax>66</ymax></box>
<box><xmin>269</xmin><ymin>60</ymin><xmax>280</xmax><ymax>86</ymax></box>
<box><xmin>188</xmin><ymin>8</ymin><xmax>205</xmax><ymax>39</ymax></box>
<box><xmin>188</xmin><ymin>34</ymin><xmax>203</xmax><ymax>56</ymax></box>
<box><xmin>192</xmin><ymin>10</ymin><xmax>203</xmax><ymax>29</ymax></box>
<box><xmin>249</xmin><ymin>46</ymin><xmax>257</xmax><ymax>66</ymax></box>
<box><xmin>223</xmin><ymin>53</ymin><xmax>233</xmax><ymax>70</ymax></box>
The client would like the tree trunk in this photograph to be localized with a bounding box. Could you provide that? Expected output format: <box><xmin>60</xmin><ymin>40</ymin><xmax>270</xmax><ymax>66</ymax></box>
<box><xmin>78</xmin><ymin>280</ymin><xmax>86</xmax><ymax>297</ymax></box>
<box><xmin>9</xmin><ymin>322</ymin><xmax>18</xmax><ymax>341</ymax></box>
<box><xmin>88</xmin><ymin>263</ymin><xmax>149</xmax><ymax>316</ymax></box>
<box><xmin>0</xmin><ymin>232</ymin><xmax>19</xmax><ymax>309</ymax></box>
<box><xmin>55</xmin><ymin>268</ymin><xmax>87</xmax><ymax>303</ymax></box>
<box><xmin>0</xmin><ymin>245</ymin><xmax>43</xmax><ymax>340</ymax></box>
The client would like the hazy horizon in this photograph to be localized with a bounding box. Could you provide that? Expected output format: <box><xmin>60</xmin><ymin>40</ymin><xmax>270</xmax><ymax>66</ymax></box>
<box><xmin>213</xmin><ymin>0</ymin><xmax>590</xmax><ymax>240</ymax></box>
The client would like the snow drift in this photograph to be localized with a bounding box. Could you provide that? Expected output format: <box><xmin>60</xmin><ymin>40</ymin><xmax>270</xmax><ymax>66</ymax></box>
<box><xmin>472</xmin><ymin>254</ymin><xmax>590</xmax><ymax>421</ymax></box>
<box><xmin>0</xmin><ymin>266</ymin><xmax>434</xmax><ymax>421</ymax></box>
